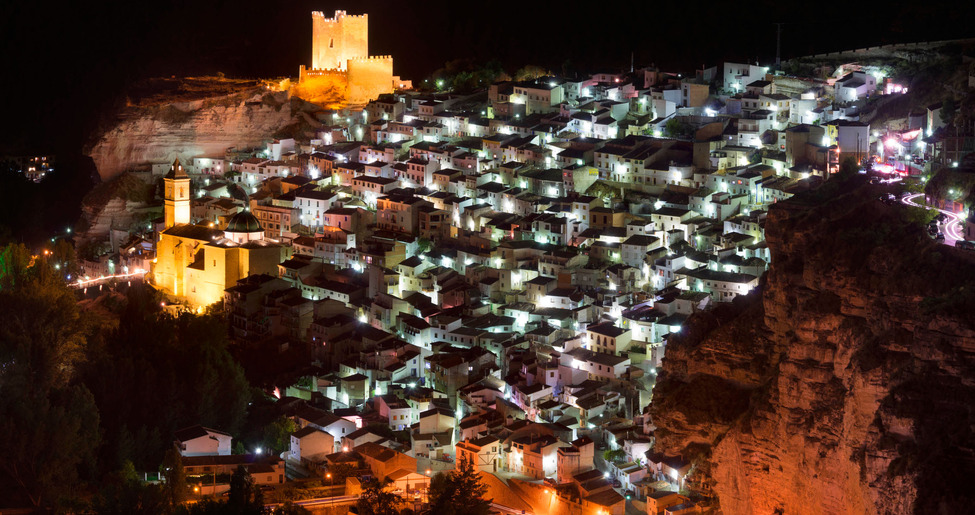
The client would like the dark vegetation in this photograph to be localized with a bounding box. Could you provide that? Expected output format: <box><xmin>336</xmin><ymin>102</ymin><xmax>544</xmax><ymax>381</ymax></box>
<box><xmin>924</xmin><ymin>161</ymin><xmax>975</xmax><ymax>208</ymax></box>
<box><xmin>82</xmin><ymin>286</ymin><xmax>252</xmax><ymax>472</ymax></box>
<box><xmin>426</xmin><ymin>455</ymin><xmax>492</xmax><ymax>515</ymax></box>
<box><xmin>124</xmin><ymin>77</ymin><xmax>264</xmax><ymax>107</ymax></box>
<box><xmin>356</xmin><ymin>478</ymin><xmax>400</xmax><ymax>515</ymax></box>
<box><xmin>0</xmin><ymin>243</ymin><xmax>259</xmax><ymax>510</ymax></box>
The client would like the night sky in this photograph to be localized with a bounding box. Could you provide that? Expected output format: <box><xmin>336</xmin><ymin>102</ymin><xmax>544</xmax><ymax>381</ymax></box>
<box><xmin>4</xmin><ymin>0</ymin><xmax>973</xmax><ymax>154</ymax></box>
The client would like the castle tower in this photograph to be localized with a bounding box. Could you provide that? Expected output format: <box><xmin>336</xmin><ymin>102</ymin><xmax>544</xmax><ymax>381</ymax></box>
<box><xmin>163</xmin><ymin>158</ymin><xmax>190</xmax><ymax>228</ymax></box>
<box><xmin>311</xmin><ymin>10</ymin><xmax>368</xmax><ymax>71</ymax></box>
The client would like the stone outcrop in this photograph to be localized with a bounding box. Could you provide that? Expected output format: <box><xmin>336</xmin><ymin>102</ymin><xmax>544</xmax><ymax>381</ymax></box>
<box><xmin>651</xmin><ymin>179</ymin><xmax>975</xmax><ymax>514</ymax></box>
<box><xmin>74</xmin><ymin>172</ymin><xmax>157</xmax><ymax>252</ymax></box>
<box><xmin>88</xmin><ymin>85</ymin><xmax>321</xmax><ymax>181</ymax></box>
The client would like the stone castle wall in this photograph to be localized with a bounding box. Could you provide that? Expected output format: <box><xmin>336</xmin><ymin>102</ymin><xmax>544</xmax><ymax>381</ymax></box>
<box><xmin>347</xmin><ymin>56</ymin><xmax>393</xmax><ymax>105</ymax></box>
<box><xmin>311</xmin><ymin>10</ymin><xmax>368</xmax><ymax>71</ymax></box>
<box><xmin>300</xmin><ymin>11</ymin><xmax>394</xmax><ymax>107</ymax></box>
<box><xmin>299</xmin><ymin>66</ymin><xmax>349</xmax><ymax>86</ymax></box>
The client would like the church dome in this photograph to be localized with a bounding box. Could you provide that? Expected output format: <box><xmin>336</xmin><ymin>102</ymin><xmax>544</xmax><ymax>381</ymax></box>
<box><xmin>225</xmin><ymin>211</ymin><xmax>263</xmax><ymax>233</ymax></box>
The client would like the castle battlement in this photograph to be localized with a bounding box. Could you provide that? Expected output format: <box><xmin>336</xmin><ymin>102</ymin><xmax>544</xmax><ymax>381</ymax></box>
<box><xmin>311</xmin><ymin>10</ymin><xmax>366</xmax><ymax>22</ymax></box>
<box><xmin>302</xmin><ymin>9</ymin><xmax>397</xmax><ymax>107</ymax></box>
<box><xmin>305</xmin><ymin>67</ymin><xmax>346</xmax><ymax>73</ymax></box>
<box><xmin>348</xmin><ymin>55</ymin><xmax>393</xmax><ymax>63</ymax></box>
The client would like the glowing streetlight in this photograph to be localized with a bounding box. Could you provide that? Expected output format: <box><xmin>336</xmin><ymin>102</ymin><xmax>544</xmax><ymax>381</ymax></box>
<box><xmin>327</xmin><ymin>472</ymin><xmax>333</xmax><ymax>509</ymax></box>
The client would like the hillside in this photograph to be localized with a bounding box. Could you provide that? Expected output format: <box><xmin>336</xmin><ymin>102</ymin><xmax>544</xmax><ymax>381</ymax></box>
<box><xmin>650</xmin><ymin>177</ymin><xmax>975</xmax><ymax>514</ymax></box>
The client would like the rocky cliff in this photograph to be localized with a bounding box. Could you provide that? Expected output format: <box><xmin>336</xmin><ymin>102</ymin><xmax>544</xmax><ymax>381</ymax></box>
<box><xmin>651</xmin><ymin>178</ymin><xmax>975</xmax><ymax>514</ymax></box>
<box><xmin>88</xmin><ymin>79</ymin><xmax>322</xmax><ymax>180</ymax></box>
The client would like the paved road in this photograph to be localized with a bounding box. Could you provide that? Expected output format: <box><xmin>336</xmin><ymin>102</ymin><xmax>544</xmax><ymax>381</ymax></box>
<box><xmin>490</xmin><ymin>501</ymin><xmax>533</xmax><ymax>514</ymax></box>
<box><xmin>70</xmin><ymin>269</ymin><xmax>148</xmax><ymax>289</ymax></box>
<box><xmin>266</xmin><ymin>494</ymin><xmax>534</xmax><ymax>515</ymax></box>
<box><xmin>266</xmin><ymin>494</ymin><xmax>357</xmax><ymax>510</ymax></box>
<box><xmin>901</xmin><ymin>193</ymin><xmax>966</xmax><ymax>246</ymax></box>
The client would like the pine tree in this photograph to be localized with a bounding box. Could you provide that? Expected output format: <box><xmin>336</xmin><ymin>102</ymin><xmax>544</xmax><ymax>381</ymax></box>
<box><xmin>355</xmin><ymin>477</ymin><xmax>399</xmax><ymax>515</ymax></box>
<box><xmin>428</xmin><ymin>455</ymin><xmax>491</xmax><ymax>515</ymax></box>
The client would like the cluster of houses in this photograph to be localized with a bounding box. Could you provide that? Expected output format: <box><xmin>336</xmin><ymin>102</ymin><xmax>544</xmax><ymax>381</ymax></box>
<box><xmin>125</xmin><ymin>60</ymin><xmax>924</xmax><ymax>514</ymax></box>
<box><xmin>174</xmin><ymin>425</ymin><xmax>285</xmax><ymax>495</ymax></box>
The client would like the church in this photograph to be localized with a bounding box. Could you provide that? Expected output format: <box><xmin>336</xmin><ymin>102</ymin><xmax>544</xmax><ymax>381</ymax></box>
<box><xmin>153</xmin><ymin>159</ymin><xmax>286</xmax><ymax>308</ymax></box>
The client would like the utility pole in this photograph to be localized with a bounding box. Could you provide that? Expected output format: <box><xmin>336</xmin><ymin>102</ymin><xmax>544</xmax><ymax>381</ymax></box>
<box><xmin>775</xmin><ymin>22</ymin><xmax>784</xmax><ymax>69</ymax></box>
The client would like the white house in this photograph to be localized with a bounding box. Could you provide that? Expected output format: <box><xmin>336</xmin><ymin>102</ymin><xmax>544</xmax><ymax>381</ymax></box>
<box><xmin>455</xmin><ymin>435</ymin><xmax>503</xmax><ymax>473</ymax></box>
<box><xmin>174</xmin><ymin>425</ymin><xmax>232</xmax><ymax>457</ymax></box>
<box><xmin>834</xmin><ymin>71</ymin><xmax>876</xmax><ymax>103</ymax></box>
<box><xmin>290</xmin><ymin>426</ymin><xmax>335</xmax><ymax>464</ymax></box>
<box><xmin>295</xmin><ymin>190</ymin><xmax>339</xmax><ymax>228</ymax></box>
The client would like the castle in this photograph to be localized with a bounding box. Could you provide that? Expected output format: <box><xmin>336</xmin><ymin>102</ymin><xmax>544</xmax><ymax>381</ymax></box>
<box><xmin>298</xmin><ymin>10</ymin><xmax>408</xmax><ymax>106</ymax></box>
<box><xmin>153</xmin><ymin>159</ymin><xmax>285</xmax><ymax>308</ymax></box>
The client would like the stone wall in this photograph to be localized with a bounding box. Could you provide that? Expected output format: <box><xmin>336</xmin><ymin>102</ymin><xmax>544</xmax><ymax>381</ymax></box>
<box><xmin>311</xmin><ymin>10</ymin><xmax>368</xmax><ymax>71</ymax></box>
<box><xmin>347</xmin><ymin>57</ymin><xmax>393</xmax><ymax>106</ymax></box>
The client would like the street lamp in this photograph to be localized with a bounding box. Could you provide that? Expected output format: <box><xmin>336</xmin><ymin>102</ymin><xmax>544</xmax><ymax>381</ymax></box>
<box><xmin>422</xmin><ymin>469</ymin><xmax>432</xmax><ymax>511</ymax></box>
<box><xmin>327</xmin><ymin>472</ymin><xmax>332</xmax><ymax>510</ymax></box>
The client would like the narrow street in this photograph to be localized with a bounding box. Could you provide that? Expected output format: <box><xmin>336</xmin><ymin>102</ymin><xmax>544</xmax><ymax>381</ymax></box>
<box><xmin>901</xmin><ymin>193</ymin><xmax>967</xmax><ymax>246</ymax></box>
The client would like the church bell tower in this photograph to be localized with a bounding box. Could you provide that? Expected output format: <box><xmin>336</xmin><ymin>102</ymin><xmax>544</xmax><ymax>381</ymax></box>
<box><xmin>163</xmin><ymin>158</ymin><xmax>191</xmax><ymax>228</ymax></box>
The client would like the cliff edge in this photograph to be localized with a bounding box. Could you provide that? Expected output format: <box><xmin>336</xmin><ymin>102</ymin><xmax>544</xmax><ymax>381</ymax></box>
<box><xmin>87</xmin><ymin>77</ymin><xmax>322</xmax><ymax>181</ymax></box>
<box><xmin>651</xmin><ymin>177</ymin><xmax>975</xmax><ymax>514</ymax></box>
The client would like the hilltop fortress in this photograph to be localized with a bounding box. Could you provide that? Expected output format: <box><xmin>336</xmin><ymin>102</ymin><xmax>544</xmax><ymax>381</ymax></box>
<box><xmin>298</xmin><ymin>10</ymin><xmax>410</xmax><ymax>106</ymax></box>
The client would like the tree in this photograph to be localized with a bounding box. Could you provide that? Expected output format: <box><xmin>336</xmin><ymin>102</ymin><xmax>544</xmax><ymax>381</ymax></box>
<box><xmin>355</xmin><ymin>478</ymin><xmax>399</xmax><ymax>515</ymax></box>
<box><xmin>664</xmin><ymin>118</ymin><xmax>691</xmax><ymax>140</ymax></box>
<box><xmin>227</xmin><ymin>466</ymin><xmax>264</xmax><ymax>515</ymax></box>
<box><xmin>93</xmin><ymin>461</ymin><xmax>170</xmax><ymax>515</ymax></box>
<box><xmin>323</xmin><ymin>462</ymin><xmax>358</xmax><ymax>485</ymax></box>
<box><xmin>603</xmin><ymin>449</ymin><xmax>626</xmax><ymax>464</ymax></box>
<box><xmin>51</xmin><ymin>238</ymin><xmax>80</xmax><ymax>278</ymax></box>
<box><xmin>428</xmin><ymin>455</ymin><xmax>491</xmax><ymax>515</ymax></box>
<box><xmin>514</xmin><ymin>65</ymin><xmax>549</xmax><ymax>81</ymax></box>
<box><xmin>171</xmin><ymin>468</ymin><xmax>264</xmax><ymax>515</ymax></box>
<box><xmin>0</xmin><ymin>243</ymin><xmax>100</xmax><ymax>508</ymax></box>
<box><xmin>941</xmin><ymin>96</ymin><xmax>958</xmax><ymax>128</ymax></box>
<box><xmin>263</xmin><ymin>416</ymin><xmax>297</xmax><ymax>456</ymax></box>
<box><xmin>161</xmin><ymin>445</ymin><xmax>187</xmax><ymax>508</ymax></box>
<box><xmin>838</xmin><ymin>157</ymin><xmax>859</xmax><ymax>178</ymax></box>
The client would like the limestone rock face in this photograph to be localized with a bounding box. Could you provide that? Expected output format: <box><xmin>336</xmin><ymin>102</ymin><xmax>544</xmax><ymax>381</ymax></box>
<box><xmin>651</xmin><ymin>183</ymin><xmax>975</xmax><ymax>514</ymax></box>
<box><xmin>88</xmin><ymin>88</ymin><xmax>320</xmax><ymax>181</ymax></box>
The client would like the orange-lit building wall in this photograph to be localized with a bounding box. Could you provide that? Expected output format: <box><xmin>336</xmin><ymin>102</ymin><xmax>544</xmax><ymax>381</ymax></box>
<box><xmin>312</xmin><ymin>10</ymin><xmax>368</xmax><ymax>71</ymax></box>
<box><xmin>348</xmin><ymin>56</ymin><xmax>393</xmax><ymax>105</ymax></box>
<box><xmin>300</xmin><ymin>10</ymin><xmax>398</xmax><ymax>107</ymax></box>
